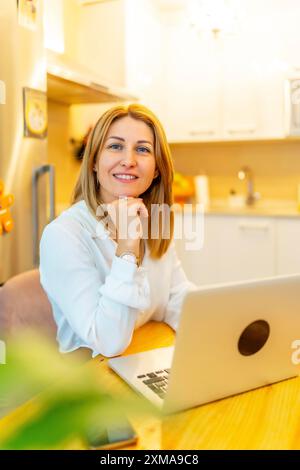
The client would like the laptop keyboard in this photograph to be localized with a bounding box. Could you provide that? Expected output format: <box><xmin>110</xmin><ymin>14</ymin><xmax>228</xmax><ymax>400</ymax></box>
<box><xmin>137</xmin><ymin>369</ymin><xmax>170</xmax><ymax>400</ymax></box>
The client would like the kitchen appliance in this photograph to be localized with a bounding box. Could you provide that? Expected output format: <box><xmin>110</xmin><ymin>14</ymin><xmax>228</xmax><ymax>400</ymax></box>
<box><xmin>0</xmin><ymin>0</ymin><xmax>55</xmax><ymax>284</ymax></box>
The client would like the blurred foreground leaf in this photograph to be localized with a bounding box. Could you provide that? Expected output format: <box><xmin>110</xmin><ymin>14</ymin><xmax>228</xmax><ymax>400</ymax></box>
<box><xmin>0</xmin><ymin>330</ymin><xmax>80</xmax><ymax>410</ymax></box>
<box><xmin>0</xmin><ymin>331</ymin><xmax>158</xmax><ymax>449</ymax></box>
<box><xmin>1</xmin><ymin>392</ymin><xmax>118</xmax><ymax>449</ymax></box>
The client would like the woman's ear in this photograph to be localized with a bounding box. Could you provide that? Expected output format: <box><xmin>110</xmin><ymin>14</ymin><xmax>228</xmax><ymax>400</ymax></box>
<box><xmin>154</xmin><ymin>168</ymin><xmax>159</xmax><ymax>178</ymax></box>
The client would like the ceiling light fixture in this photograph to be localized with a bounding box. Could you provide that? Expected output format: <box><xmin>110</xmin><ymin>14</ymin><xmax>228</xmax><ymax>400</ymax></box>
<box><xmin>187</xmin><ymin>0</ymin><xmax>241</xmax><ymax>38</ymax></box>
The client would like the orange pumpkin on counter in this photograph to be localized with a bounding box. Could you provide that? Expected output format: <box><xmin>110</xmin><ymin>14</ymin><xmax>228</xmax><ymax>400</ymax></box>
<box><xmin>172</xmin><ymin>172</ymin><xmax>195</xmax><ymax>205</ymax></box>
<box><xmin>0</xmin><ymin>180</ymin><xmax>14</xmax><ymax>235</ymax></box>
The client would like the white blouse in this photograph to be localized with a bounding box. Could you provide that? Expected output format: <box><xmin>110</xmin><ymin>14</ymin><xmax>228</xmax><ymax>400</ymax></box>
<box><xmin>39</xmin><ymin>200</ymin><xmax>196</xmax><ymax>358</ymax></box>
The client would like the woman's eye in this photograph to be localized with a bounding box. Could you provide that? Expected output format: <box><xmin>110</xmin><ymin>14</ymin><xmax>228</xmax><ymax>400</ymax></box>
<box><xmin>108</xmin><ymin>143</ymin><xmax>122</xmax><ymax>150</ymax></box>
<box><xmin>137</xmin><ymin>146</ymin><xmax>151</xmax><ymax>153</ymax></box>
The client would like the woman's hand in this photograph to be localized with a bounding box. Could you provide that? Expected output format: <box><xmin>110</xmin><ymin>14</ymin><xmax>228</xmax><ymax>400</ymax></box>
<box><xmin>107</xmin><ymin>197</ymin><xmax>148</xmax><ymax>257</ymax></box>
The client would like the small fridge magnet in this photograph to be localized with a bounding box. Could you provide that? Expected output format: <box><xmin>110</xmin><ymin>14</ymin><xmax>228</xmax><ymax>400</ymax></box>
<box><xmin>18</xmin><ymin>0</ymin><xmax>38</xmax><ymax>31</ymax></box>
<box><xmin>23</xmin><ymin>87</ymin><xmax>47</xmax><ymax>139</ymax></box>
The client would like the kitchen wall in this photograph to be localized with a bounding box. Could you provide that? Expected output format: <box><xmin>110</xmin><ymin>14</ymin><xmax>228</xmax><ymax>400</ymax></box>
<box><xmin>47</xmin><ymin>101</ymin><xmax>81</xmax><ymax>211</ymax></box>
<box><xmin>170</xmin><ymin>140</ymin><xmax>300</xmax><ymax>202</ymax></box>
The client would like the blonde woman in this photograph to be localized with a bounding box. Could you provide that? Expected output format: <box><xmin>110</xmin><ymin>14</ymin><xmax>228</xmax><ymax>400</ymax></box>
<box><xmin>39</xmin><ymin>104</ymin><xmax>196</xmax><ymax>358</ymax></box>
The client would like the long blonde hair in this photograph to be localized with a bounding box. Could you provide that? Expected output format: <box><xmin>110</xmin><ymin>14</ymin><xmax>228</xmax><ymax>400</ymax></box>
<box><xmin>72</xmin><ymin>103</ymin><xmax>174</xmax><ymax>259</ymax></box>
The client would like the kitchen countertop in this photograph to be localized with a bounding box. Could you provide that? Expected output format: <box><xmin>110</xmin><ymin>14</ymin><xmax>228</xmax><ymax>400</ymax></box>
<box><xmin>204</xmin><ymin>199</ymin><xmax>300</xmax><ymax>218</ymax></box>
<box><xmin>173</xmin><ymin>199</ymin><xmax>300</xmax><ymax>218</ymax></box>
<box><xmin>54</xmin><ymin>200</ymin><xmax>300</xmax><ymax>219</ymax></box>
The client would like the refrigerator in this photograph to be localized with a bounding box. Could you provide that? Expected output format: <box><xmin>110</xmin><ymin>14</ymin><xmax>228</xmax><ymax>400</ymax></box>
<box><xmin>0</xmin><ymin>0</ymin><xmax>55</xmax><ymax>284</ymax></box>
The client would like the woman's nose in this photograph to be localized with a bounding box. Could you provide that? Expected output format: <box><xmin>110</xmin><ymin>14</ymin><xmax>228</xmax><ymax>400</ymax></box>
<box><xmin>121</xmin><ymin>149</ymin><xmax>137</xmax><ymax>166</ymax></box>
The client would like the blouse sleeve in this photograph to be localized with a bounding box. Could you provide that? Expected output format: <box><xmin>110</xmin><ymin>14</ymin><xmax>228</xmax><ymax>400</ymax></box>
<box><xmin>163</xmin><ymin>241</ymin><xmax>198</xmax><ymax>331</ymax></box>
<box><xmin>39</xmin><ymin>221</ymin><xmax>151</xmax><ymax>358</ymax></box>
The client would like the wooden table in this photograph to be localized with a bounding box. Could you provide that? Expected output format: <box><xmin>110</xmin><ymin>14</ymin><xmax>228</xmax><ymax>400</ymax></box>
<box><xmin>1</xmin><ymin>321</ymin><xmax>300</xmax><ymax>450</ymax></box>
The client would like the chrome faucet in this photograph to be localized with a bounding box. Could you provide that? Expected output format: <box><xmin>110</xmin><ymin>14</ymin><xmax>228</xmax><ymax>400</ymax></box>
<box><xmin>238</xmin><ymin>166</ymin><xmax>260</xmax><ymax>206</ymax></box>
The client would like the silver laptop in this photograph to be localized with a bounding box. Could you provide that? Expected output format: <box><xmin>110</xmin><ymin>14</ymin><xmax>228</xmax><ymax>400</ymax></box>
<box><xmin>108</xmin><ymin>274</ymin><xmax>300</xmax><ymax>414</ymax></box>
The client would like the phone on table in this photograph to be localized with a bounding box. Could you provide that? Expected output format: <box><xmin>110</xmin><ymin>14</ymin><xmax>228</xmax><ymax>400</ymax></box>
<box><xmin>85</xmin><ymin>416</ymin><xmax>138</xmax><ymax>450</ymax></box>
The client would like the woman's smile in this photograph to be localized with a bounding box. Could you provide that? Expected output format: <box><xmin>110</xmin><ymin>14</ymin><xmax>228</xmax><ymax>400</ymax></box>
<box><xmin>113</xmin><ymin>173</ymin><xmax>139</xmax><ymax>183</ymax></box>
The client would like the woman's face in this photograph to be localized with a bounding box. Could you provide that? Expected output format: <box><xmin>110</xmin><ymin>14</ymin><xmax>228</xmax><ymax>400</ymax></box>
<box><xmin>95</xmin><ymin>116</ymin><xmax>159</xmax><ymax>203</ymax></box>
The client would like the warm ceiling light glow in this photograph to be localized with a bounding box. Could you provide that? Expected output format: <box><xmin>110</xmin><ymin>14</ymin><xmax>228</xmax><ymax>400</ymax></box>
<box><xmin>187</xmin><ymin>0</ymin><xmax>242</xmax><ymax>37</ymax></box>
<box><xmin>238</xmin><ymin>170</ymin><xmax>246</xmax><ymax>180</ymax></box>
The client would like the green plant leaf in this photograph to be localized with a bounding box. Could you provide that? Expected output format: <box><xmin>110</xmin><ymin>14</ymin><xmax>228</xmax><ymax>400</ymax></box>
<box><xmin>0</xmin><ymin>331</ymin><xmax>158</xmax><ymax>449</ymax></box>
<box><xmin>0</xmin><ymin>391</ymin><xmax>119</xmax><ymax>450</ymax></box>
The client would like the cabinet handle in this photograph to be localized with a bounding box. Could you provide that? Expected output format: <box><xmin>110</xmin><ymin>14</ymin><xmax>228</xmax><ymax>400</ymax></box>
<box><xmin>32</xmin><ymin>165</ymin><xmax>56</xmax><ymax>267</ymax></box>
<box><xmin>238</xmin><ymin>222</ymin><xmax>270</xmax><ymax>231</ymax></box>
<box><xmin>227</xmin><ymin>128</ymin><xmax>256</xmax><ymax>135</ymax></box>
<box><xmin>188</xmin><ymin>130</ymin><xmax>216</xmax><ymax>136</ymax></box>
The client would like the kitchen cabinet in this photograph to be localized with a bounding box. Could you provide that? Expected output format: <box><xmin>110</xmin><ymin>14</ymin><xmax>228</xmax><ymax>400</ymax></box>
<box><xmin>276</xmin><ymin>219</ymin><xmax>300</xmax><ymax>275</ymax></box>
<box><xmin>163</xmin><ymin>33</ymin><xmax>285</xmax><ymax>142</ymax></box>
<box><xmin>158</xmin><ymin>4</ymin><xmax>288</xmax><ymax>142</ymax></box>
<box><xmin>175</xmin><ymin>213</ymin><xmax>300</xmax><ymax>286</ymax></box>
<box><xmin>44</xmin><ymin>0</ymin><xmax>138</xmax><ymax>102</ymax></box>
<box><xmin>62</xmin><ymin>0</ymin><xmax>127</xmax><ymax>88</ymax></box>
<box><xmin>174</xmin><ymin>213</ymin><xmax>220</xmax><ymax>285</ymax></box>
<box><xmin>47</xmin><ymin>51</ymin><xmax>137</xmax><ymax>106</ymax></box>
<box><xmin>221</xmin><ymin>35</ymin><xmax>285</xmax><ymax>141</ymax></box>
<box><xmin>174</xmin><ymin>213</ymin><xmax>276</xmax><ymax>286</ymax></box>
<box><xmin>277</xmin><ymin>2</ymin><xmax>300</xmax><ymax>77</ymax></box>
<box><xmin>222</xmin><ymin>37</ymin><xmax>259</xmax><ymax>141</ymax></box>
<box><xmin>164</xmin><ymin>32</ymin><xmax>221</xmax><ymax>142</ymax></box>
<box><xmin>216</xmin><ymin>215</ymin><xmax>276</xmax><ymax>283</ymax></box>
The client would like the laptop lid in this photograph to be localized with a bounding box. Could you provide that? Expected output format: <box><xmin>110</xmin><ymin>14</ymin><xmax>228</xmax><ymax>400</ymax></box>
<box><xmin>163</xmin><ymin>274</ymin><xmax>300</xmax><ymax>413</ymax></box>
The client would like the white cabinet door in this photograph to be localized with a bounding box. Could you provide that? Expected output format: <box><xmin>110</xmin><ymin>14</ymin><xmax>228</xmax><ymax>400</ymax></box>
<box><xmin>255</xmin><ymin>72</ymin><xmax>285</xmax><ymax>139</ymax></box>
<box><xmin>185</xmin><ymin>38</ymin><xmax>221</xmax><ymax>142</ymax></box>
<box><xmin>279</xmin><ymin>2</ymin><xmax>300</xmax><ymax>76</ymax></box>
<box><xmin>217</xmin><ymin>216</ymin><xmax>276</xmax><ymax>283</ymax></box>
<box><xmin>164</xmin><ymin>26</ymin><xmax>221</xmax><ymax>142</ymax></box>
<box><xmin>174</xmin><ymin>213</ymin><xmax>220</xmax><ymax>286</ymax></box>
<box><xmin>276</xmin><ymin>219</ymin><xmax>300</xmax><ymax>275</ymax></box>
<box><xmin>222</xmin><ymin>36</ymin><xmax>259</xmax><ymax>140</ymax></box>
<box><xmin>174</xmin><ymin>214</ymin><xmax>276</xmax><ymax>286</ymax></box>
